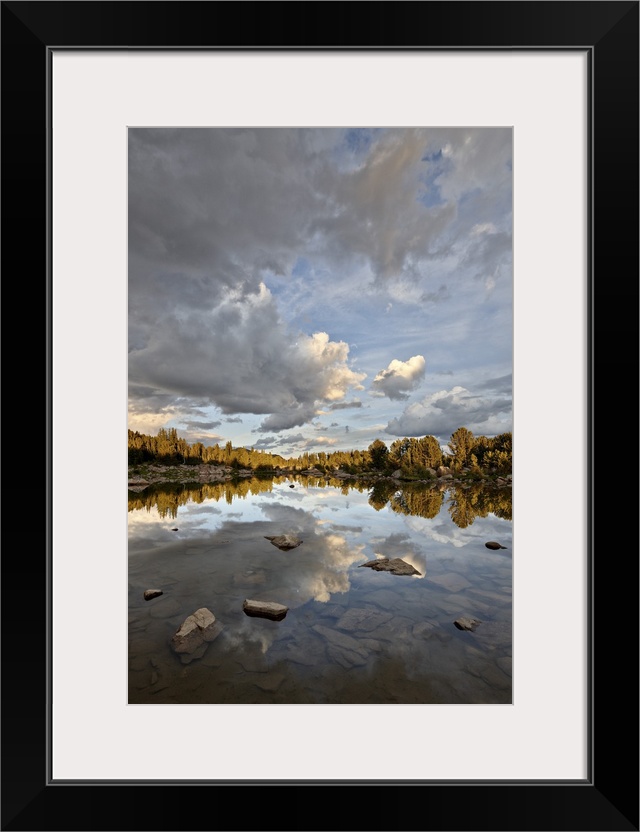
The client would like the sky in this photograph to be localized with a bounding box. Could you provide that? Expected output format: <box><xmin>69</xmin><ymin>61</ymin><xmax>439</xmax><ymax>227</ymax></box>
<box><xmin>128</xmin><ymin>127</ymin><xmax>512</xmax><ymax>459</ymax></box>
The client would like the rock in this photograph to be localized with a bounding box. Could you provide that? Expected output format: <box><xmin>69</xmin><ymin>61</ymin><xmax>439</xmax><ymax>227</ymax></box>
<box><xmin>243</xmin><ymin>599</ymin><xmax>289</xmax><ymax>621</ymax></box>
<box><xmin>171</xmin><ymin>528</ymin><xmax>179</xmax><ymax>531</ymax></box>
<box><xmin>391</xmin><ymin>469</ymin><xmax>403</xmax><ymax>479</ymax></box>
<box><xmin>336</xmin><ymin>608</ymin><xmax>393</xmax><ymax>632</ymax></box>
<box><xmin>254</xmin><ymin>672</ymin><xmax>286</xmax><ymax>692</ymax></box>
<box><xmin>289</xmin><ymin>484</ymin><xmax>295</xmax><ymax>488</ymax></box>
<box><xmin>179</xmin><ymin>642</ymin><xmax>209</xmax><ymax>664</ymax></box>
<box><xmin>413</xmin><ymin>621</ymin><xmax>439</xmax><ymax>638</ymax></box>
<box><xmin>485</xmin><ymin>541</ymin><xmax>507</xmax><ymax>550</ymax></box>
<box><xmin>470</xmin><ymin>619</ymin><xmax>512</xmax><ymax>649</ymax></box>
<box><xmin>359</xmin><ymin>557</ymin><xmax>421</xmax><ymax>576</ymax></box>
<box><xmin>283</xmin><ymin>636</ymin><xmax>327</xmax><ymax>666</ymax></box>
<box><xmin>143</xmin><ymin>589</ymin><xmax>163</xmax><ymax>601</ymax></box>
<box><xmin>170</xmin><ymin>608</ymin><xmax>219</xmax><ymax>654</ymax></box>
<box><xmin>264</xmin><ymin>534</ymin><xmax>303</xmax><ymax>550</ymax></box>
<box><xmin>436</xmin><ymin>466</ymin><xmax>451</xmax><ymax>477</ymax></box>
<box><xmin>312</xmin><ymin>624</ymin><xmax>372</xmax><ymax>666</ymax></box>
<box><xmin>454</xmin><ymin>616</ymin><xmax>482</xmax><ymax>631</ymax></box>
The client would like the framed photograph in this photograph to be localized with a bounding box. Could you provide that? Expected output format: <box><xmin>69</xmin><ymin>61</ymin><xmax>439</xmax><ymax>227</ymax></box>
<box><xmin>3</xmin><ymin>1</ymin><xmax>638</xmax><ymax>830</ymax></box>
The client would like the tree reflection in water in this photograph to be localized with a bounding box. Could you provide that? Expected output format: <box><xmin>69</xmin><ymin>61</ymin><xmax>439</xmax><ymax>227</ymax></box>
<box><xmin>129</xmin><ymin>476</ymin><xmax>511</xmax><ymax>528</ymax></box>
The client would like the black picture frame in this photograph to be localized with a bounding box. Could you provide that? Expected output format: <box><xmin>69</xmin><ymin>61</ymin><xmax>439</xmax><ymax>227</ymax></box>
<box><xmin>2</xmin><ymin>2</ymin><xmax>638</xmax><ymax>830</ymax></box>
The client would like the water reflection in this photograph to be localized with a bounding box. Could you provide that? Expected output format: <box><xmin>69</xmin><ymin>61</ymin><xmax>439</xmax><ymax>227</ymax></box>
<box><xmin>129</xmin><ymin>476</ymin><xmax>512</xmax><ymax>528</ymax></box>
<box><xmin>129</xmin><ymin>477</ymin><xmax>512</xmax><ymax>704</ymax></box>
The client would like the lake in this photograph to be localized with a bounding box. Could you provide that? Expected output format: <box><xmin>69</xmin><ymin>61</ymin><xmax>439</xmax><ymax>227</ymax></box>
<box><xmin>128</xmin><ymin>475</ymin><xmax>512</xmax><ymax>704</ymax></box>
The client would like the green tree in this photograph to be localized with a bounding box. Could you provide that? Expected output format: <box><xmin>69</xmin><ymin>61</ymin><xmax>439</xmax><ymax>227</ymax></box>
<box><xmin>448</xmin><ymin>427</ymin><xmax>474</xmax><ymax>470</ymax></box>
<box><xmin>368</xmin><ymin>439</ymin><xmax>389</xmax><ymax>470</ymax></box>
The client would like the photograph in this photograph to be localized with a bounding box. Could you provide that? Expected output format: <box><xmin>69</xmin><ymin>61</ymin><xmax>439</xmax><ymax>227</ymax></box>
<box><xmin>2</xmin><ymin>0</ymin><xmax>637</xmax><ymax>829</ymax></box>
<box><xmin>127</xmin><ymin>126</ymin><xmax>514</xmax><ymax>706</ymax></box>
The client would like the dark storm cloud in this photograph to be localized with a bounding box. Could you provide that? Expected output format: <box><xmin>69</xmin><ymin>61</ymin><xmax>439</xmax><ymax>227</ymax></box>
<box><xmin>128</xmin><ymin>128</ymin><xmax>365</xmax><ymax>425</ymax></box>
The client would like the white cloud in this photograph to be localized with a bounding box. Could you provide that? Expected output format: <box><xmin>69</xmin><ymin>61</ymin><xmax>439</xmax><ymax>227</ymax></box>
<box><xmin>471</xmin><ymin>222</ymin><xmax>497</xmax><ymax>236</ymax></box>
<box><xmin>127</xmin><ymin>410</ymin><xmax>174</xmax><ymax>436</ymax></box>
<box><xmin>370</xmin><ymin>354</ymin><xmax>426</xmax><ymax>400</ymax></box>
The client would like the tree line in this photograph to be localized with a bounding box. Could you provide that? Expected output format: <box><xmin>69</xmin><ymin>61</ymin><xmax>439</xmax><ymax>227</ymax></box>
<box><xmin>128</xmin><ymin>425</ymin><xmax>511</xmax><ymax>476</ymax></box>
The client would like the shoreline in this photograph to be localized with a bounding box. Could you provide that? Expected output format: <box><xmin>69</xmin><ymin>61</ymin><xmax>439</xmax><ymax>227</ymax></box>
<box><xmin>128</xmin><ymin>463</ymin><xmax>512</xmax><ymax>492</ymax></box>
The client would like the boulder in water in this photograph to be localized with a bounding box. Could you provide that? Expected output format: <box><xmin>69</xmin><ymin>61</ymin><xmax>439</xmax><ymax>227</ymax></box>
<box><xmin>454</xmin><ymin>616</ymin><xmax>482</xmax><ymax>631</ymax></box>
<box><xmin>171</xmin><ymin>608</ymin><xmax>220</xmax><ymax>655</ymax></box>
<box><xmin>265</xmin><ymin>534</ymin><xmax>303</xmax><ymax>550</ymax></box>
<box><xmin>359</xmin><ymin>557</ymin><xmax>421</xmax><ymax>576</ymax></box>
<box><xmin>243</xmin><ymin>599</ymin><xmax>289</xmax><ymax>621</ymax></box>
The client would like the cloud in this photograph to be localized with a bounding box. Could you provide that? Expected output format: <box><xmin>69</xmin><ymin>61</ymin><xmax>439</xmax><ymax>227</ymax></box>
<box><xmin>327</xmin><ymin>400</ymin><xmax>363</xmax><ymax>411</ymax></box>
<box><xmin>250</xmin><ymin>435</ymin><xmax>283</xmax><ymax>450</ymax></box>
<box><xmin>370</xmin><ymin>354</ymin><xmax>426</xmax><ymax>400</ymax></box>
<box><xmin>476</xmin><ymin>374</ymin><xmax>512</xmax><ymax>395</ymax></box>
<box><xmin>181</xmin><ymin>419</ymin><xmax>222</xmax><ymax>430</ymax></box>
<box><xmin>471</xmin><ymin>222</ymin><xmax>497</xmax><ymax>236</ymax></box>
<box><xmin>127</xmin><ymin>409</ymin><xmax>176</xmax><ymax>436</ymax></box>
<box><xmin>302</xmin><ymin>436</ymin><xmax>337</xmax><ymax>449</ymax></box>
<box><xmin>251</xmin><ymin>433</ymin><xmax>307</xmax><ymax>450</ymax></box>
<box><xmin>184</xmin><ymin>431</ymin><xmax>226</xmax><ymax>446</ymax></box>
<box><xmin>385</xmin><ymin>385</ymin><xmax>511</xmax><ymax>439</ymax></box>
<box><xmin>225</xmin><ymin>416</ymin><xmax>243</xmax><ymax>423</ymax></box>
<box><xmin>128</xmin><ymin>127</ymin><xmax>511</xmax><ymax>444</ymax></box>
<box><xmin>129</xmin><ymin>129</ymin><xmax>368</xmax><ymax>431</ymax></box>
<box><xmin>129</xmin><ymin>278</ymin><xmax>366</xmax><ymax>430</ymax></box>
<box><xmin>315</xmin><ymin>129</ymin><xmax>459</xmax><ymax>282</ymax></box>
<box><xmin>421</xmin><ymin>285</ymin><xmax>450</xmax><ymax>304</ymax></box>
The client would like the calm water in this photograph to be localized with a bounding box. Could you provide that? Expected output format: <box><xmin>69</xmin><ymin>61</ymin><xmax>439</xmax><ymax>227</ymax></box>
<box><xmin>128</xmin><ymin>476</ymin><xmax>512</xmax><ymax>704</ymax></box>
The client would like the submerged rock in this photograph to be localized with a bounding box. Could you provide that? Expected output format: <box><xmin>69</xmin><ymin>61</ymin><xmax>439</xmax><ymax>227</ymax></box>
<box><xmin>264</xmin><ymin>534</ymin><xmax>303</xmax><ymax>550</ymax></box>
<box><xmin>171</xmin><ymin>608</ymin><xmax>220</xmax><ymax>655</ymax></box>
<box><xmin>335</xmin><ymin>607</ymin><xmax>393</xmax><ymax>632</ymax></box>
<box><xmin>312</xmin><ymin>624</ymin><xmax>375</xmax><ymax>668</ymax></box>
<box><xmin>243</xmin><ymin>599</ymin><xmax>289</xmax><ymax>621</ymax></box>
<box><xmin>454</xmin><ymin>617</ymin><xmax>482</xmax><ymax>632</ymax></box>
<box><xmin>359</xmin><ymin>557</ymin><xmax>421</xmax><ymax>576</ymax></box>
<box><xmin>485</xmin><ymin>541</ymin><xmax>507</xmax><ymax>550</ymax></box>
<box><xmin>143</xmin><ymin>589</ymin><xmax>163</xmax><ymax>601</ymax></box>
